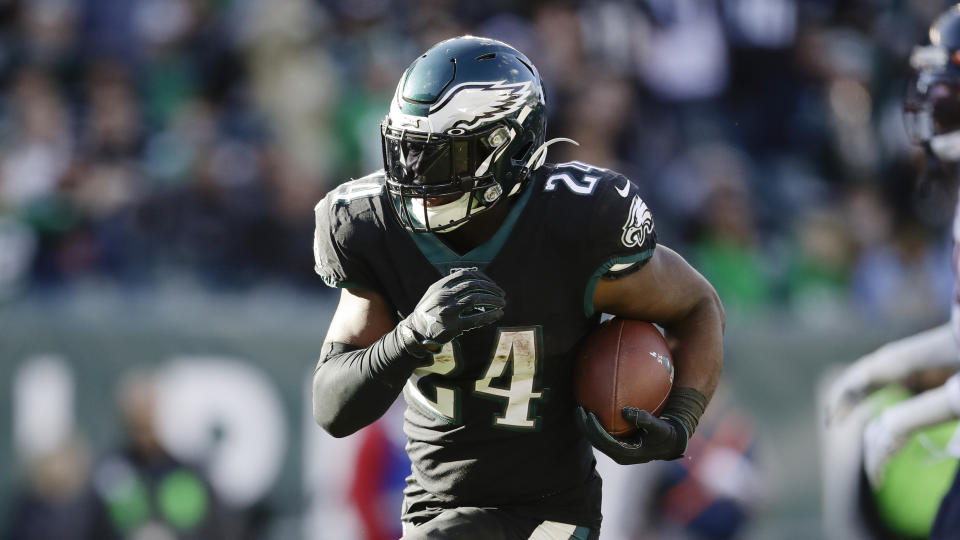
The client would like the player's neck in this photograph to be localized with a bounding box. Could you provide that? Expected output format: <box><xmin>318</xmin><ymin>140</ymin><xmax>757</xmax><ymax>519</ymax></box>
<box><xmin>435</xmin><ymin>197</ymin><xmax>516</xmax><ymax>256</ymax></box>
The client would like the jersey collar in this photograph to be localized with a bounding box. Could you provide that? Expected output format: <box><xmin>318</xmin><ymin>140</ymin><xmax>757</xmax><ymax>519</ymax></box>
<box><xmin>404</xmin><ymin>183</ymin><xmax>534</xmax><ymax>275</ymax></box>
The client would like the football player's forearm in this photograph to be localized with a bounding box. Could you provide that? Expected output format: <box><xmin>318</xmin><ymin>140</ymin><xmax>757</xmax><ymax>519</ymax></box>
<box><xmin>853</xmin><ymin>323</ymin><xmax>957</xmax><ymax>387</ymax></box>
<box><xmin>663</xmin><ymin>289</ymin><xmax>724</xmax><ymax>403</ymax></box>
<box><xmin>879</xmin><ymin>381</ymin><xmax>959</xmax><ymax>439</ymax></box>
<box><xmin>312</xmin><ymin>326</ymin><xmax>425</xmax><ymax>437</ymax></box>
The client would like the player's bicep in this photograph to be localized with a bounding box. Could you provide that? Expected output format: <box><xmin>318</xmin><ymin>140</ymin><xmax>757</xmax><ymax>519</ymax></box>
<box><xmin>323</xmin><ymin>287</ymin><xmax>398</xmax><ymax>348</ymax></box>
<box><xmin>593</xmin><ymin>245</ymin><xmax>719</xmax><ymax>326</ymax></box>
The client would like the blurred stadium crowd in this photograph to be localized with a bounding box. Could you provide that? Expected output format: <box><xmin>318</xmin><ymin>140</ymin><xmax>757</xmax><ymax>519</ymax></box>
<box><xmin>0</xmin><ymin>0</ymin><xmax>956</xmax><ymax>325</ymax></box>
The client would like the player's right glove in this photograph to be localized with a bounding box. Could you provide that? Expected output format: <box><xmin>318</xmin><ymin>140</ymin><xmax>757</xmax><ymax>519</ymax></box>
<box><xmin>399</xmin><ymin>269</ymin><xmax>506</xmax><ymax>356</ymax></box>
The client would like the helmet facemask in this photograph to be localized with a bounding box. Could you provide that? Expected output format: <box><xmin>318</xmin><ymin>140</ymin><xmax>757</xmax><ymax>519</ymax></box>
<box><xmin>381</xmin><ymin>119</ymin><xmax>529</xmax><ymax>232</ymax></box>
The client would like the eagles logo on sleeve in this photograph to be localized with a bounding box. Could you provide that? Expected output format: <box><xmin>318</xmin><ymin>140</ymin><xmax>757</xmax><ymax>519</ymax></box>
<box><xmin>621</xmin><ymin>195</ymin><xmax>654</xmax><ymax>248</ymax></box>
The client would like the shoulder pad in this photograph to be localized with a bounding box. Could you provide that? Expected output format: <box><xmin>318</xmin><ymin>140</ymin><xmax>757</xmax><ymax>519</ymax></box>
<box><xmin>312</xmin><ymin>173</ymin><xmax>388</xmax><ymax>290</ymax></box>
<box><xmin>326</xmin><ymin>172</ymin><xmax>386</xmax><ymax>206</ymax></box>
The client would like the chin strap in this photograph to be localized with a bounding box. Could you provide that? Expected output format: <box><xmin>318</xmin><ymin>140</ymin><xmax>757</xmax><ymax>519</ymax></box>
<box><xmin>524</xmin><ymin>137</ymin><xmax>580</xmax><ymax>172</ymax></box>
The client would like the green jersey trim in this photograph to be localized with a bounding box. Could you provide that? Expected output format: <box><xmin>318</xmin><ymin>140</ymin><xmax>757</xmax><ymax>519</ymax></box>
<box><xmin>572</xmin><ymin>525</ymin><xmax>592</xmax><ymax>540</ymax></box>
<box><xmin>404</xmin><ymin>184</ymin><xmax>534</xmax><ymax>275</ymax></box>
<box><xmin>583</xmin><ymin>249</ymin><xmax>655</xmax><ymax>318</ymax></box>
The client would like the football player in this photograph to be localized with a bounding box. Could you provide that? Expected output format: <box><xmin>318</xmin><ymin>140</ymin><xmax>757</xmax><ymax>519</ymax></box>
<box><xmin>824</xmin><ymin>5</ymin><xmax>960</xmax><ymax>537</ymax></box>
<box><xmin>311</xmin><ymin>36</ymin><xmax>724</xmax><ymax>540</ymax></box>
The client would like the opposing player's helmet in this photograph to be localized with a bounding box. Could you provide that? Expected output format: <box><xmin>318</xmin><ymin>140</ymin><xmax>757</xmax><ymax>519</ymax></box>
<box><xmin>905</xmin><ymin>4</ymin><xmax>960</xmax><ymax>163</ymax></box>
<box><xmin>381</xmin><ymin>36</ymin><xmax>563</xmax><ymax>232</ymax></box>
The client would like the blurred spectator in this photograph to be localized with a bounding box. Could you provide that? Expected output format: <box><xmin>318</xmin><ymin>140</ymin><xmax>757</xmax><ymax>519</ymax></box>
<box><xmin>0</xmin><ymin>69</ymin><xmax>71</xmax><ymax>209</ymax></box>
<box><xmin>852</xmin><ymin>220</ymin><xmax>953</xmax><ymax>322</ymax></box>
<box><xmin>683</xmin><ymin>144</ymin><xmax>774</xmax><ymax>316</ymax></box>
<box><xmin>615</xmin><ymin>385</ymin><xmax>764</xmax><ymax>540</ymax></box>
<box><xmin>785</xmin><ymin>207</ymin><xmax>855</xmax><ymax>326</ymax></box>
<box><xmin>0</xmin><ymin>215</ymin><xmax>36</xmax><ymax>296</ymax></box>
<box><xmin>86</xmin><ymin>371</ymin><xmax>224</xmax><ymax>540</ymax></box>
<box><xmin>846</xmin><ymin>183</ymin><xmax>954</xmax><ymax>322</ymax></box>
<box><xmin>635</xmin><ymin>0</ymin><xmax>730</xmax><ymax>101</ymax></box>
<box><xmin>4</xmin><ymin>437</ymin><xmax>93</xmax><ymax>540</ymax></box>
<box><xmin>0</xmin><ymin>0</ymin><xmax>946</xmax><ymax>327</ymax></box>
<box><xmin>644</xmin><ymin>408</ymin><xmax>762</xmax><ymax>540</ymax></box>
<box><xmin>555</xmin><ymin>71</ymin><xmax>637</xmax><ymax>171</ymax></box>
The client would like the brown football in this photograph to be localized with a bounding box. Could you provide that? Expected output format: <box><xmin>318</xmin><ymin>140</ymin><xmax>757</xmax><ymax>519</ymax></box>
<box><xmin>574</xmin><ymin>317</ymin><xmax>675</xmax><ymax>436</ymax></box>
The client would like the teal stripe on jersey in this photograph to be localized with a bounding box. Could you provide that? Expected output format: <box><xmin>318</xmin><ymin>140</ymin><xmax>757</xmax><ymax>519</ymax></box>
<box><xmin>582</xmin><ymin>249</ymin><xmax>654</xmax><ymax>317</ymax></box>
<box><xmin>571</xmin><ymin>525</ymin><xmax>591</xmax><ymax>540</ymax></box>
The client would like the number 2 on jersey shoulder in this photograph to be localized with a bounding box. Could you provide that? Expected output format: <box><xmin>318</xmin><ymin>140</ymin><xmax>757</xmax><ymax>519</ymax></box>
<box><xmin>544</xmin><ymin>172</ymin><xmax>599</xmax><ymax>195</ymax></box>
<box><xmin>544</xmin><ymin>162</ymin><xmax>608</xmax><ymax>195</ymax></box>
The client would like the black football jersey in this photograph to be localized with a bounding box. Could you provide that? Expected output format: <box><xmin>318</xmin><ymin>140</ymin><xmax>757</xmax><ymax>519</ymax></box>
<box><xmin>313</xmin><ymin>161</ymin><xmax>657</xmax><ymax>528</ymax></box>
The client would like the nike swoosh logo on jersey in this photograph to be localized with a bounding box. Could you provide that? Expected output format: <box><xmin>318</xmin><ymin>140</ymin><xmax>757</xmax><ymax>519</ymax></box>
<box><xmin>616</xmin><ymin>180</ymin><xmax>630</xmax><ymax>198</ymax></box>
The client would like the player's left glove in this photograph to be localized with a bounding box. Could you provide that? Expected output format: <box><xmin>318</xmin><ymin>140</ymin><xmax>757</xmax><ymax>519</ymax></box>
<box><xmin>575</xmin><ymin>406</ymin><xmax>687</xmax><ymax>465</ymax></box>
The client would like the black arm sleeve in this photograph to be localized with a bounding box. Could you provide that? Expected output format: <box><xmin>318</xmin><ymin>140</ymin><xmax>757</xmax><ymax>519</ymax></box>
<box><xmin>312</xmin><ymin>325</ymin><xmax>428</xmax><ymax>438</ymax></box>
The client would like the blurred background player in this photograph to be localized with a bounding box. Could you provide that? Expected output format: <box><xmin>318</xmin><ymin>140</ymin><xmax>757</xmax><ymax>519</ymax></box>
<box><xmin>86</xmin><ymin>371</ymin><xmax>223</xmax><ymax>540</ymax></box>
<box><xmin>824</xmin><ymin>4</ymin><xmax>960</xmax><ymax>539</ymax></box>
<box><xmin>3</xmin><ymin>435</ymin><xmax>93</xmax><ymax>540</ymax></box>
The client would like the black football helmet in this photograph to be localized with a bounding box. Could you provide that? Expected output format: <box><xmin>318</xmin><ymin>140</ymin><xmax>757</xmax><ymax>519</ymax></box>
<box><xmin>905</xmin><ymin>4</ymin><xmax>960</xmax><ymax>165</ymax></box>
<box><xmin>381</xmin><ymin>36</ymin><xmax>568</xmax><ymax>233</ymax></box>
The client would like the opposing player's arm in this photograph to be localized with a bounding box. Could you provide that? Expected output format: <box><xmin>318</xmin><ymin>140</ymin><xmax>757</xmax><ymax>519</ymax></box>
<box><xmin>593</xmin><ymin>245</ymin><xmax>724</xmax><ymax>403</ymax></box>
<box><xmin>825</xmin><ymin>323</ymin><xmax>957</xmax><ymax>424</ymax></box>
<box><xmin>863</xmin><ymin>373</ymin><xmax>960</xmax><ymax>486</ymax></box>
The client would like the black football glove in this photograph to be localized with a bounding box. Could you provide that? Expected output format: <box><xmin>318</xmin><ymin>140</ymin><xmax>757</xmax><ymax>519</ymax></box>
<box><xmin>399</xmin><ymin>269</ymin><xmax>506</xmax><ymax>356</ymax></box>
<box><xmin>575</xmin><ymin>406</ymin><xmax>687</xmax><ymax>465</ymax></box>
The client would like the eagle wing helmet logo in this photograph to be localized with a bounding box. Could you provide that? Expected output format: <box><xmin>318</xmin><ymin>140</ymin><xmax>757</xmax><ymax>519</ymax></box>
<box><xmin>390</xmin><ymin>80</ymin><xmax>532</xmax><ymax>133</ymax></box>
<box><xmin>621</xmin><ymin>195</ymin><xmax>654</xmax><ymax>248</ymax></box>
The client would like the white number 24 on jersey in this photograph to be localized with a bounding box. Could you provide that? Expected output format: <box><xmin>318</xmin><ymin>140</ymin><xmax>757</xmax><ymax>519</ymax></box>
<box><xmin>405</xmin><ymin>327</ymin><xmax>544</xmax><ymax>430</ymax></box>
